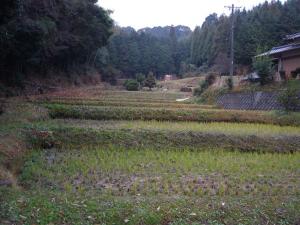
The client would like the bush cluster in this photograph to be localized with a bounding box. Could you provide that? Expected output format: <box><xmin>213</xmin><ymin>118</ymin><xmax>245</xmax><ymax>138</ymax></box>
<box><xmin>194</xmin><ymin>73</ymin><xmax>217</xmax><ymax>96</ymax></box>
<box><xmin>278</xmin><ymin>82</ymin><xmax>300</xmax><ymax>112</ymax></box>
<box><xmin>252</xmin><ymin>55</ymin><xmax>274</xmax><ymax>85</ymax></box>
<box><xmin>124</xmin><ymin>79</ymin><xmax>139</xmax><ymax>91</ymax></box>
<box><xmin>226</xmin><ymin>78</ymin><xmax>233</xmax><ymax>90</ymax></box>
<box><xmin>124</xmin><ymin>72</ymin><xmax>156</xmax><ymax>91</ymax></box>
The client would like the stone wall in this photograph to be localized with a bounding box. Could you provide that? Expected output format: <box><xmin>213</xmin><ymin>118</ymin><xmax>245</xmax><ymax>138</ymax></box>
<box><xmin>216</xmin><ymin>91</ymin><xmax>300</xmax><ymax>111</ymax></box>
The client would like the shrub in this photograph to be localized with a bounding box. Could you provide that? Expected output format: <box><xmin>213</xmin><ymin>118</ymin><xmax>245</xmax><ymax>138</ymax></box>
<box><xmin>194</xmin><ymin>81</ymin><xmax>208</xmax><ymax>96</ymax></box>
<box><xmin>124</xmin><ymin>79</ymin><xmax>139</xmax><ymax>91</ymax></box>
<box><xmin>278</xmin><ymin>82</ymin><xmax>300</xmax><ymax>111</ymax></box>
<box><xmin>144</xmin><ymin>72</ymin><xmax>156</xmax><ymax>91</ymax></box>
<box><xmin>101</xmin><ymin>66</ymin><xmax>120</xmax><ymax>86</ymax></box>
<box><xmin>197</xmin><ymin>88</ymin><xmax>227</xmax><ymax>105</ymax></box>
<box><xmin>291</xmin><ymin>68</ymin><xmax>300</xmax><ymax>79</ymax></box>
<box><xmin>136</xmin><ymin>73</ymin><xmax>146</xmax><ymax>88</ymax></box>
<box><xmin>206</xmin><ymin>73</ymin><xmax>217</xmax><ymax>86</ymax></box>
<box><xmin>252</xmin><ymin>55</ymin><xmax>274</xmax><ymax>85</ymax></box>
<box><xmin>226</xmin><ymin>78</ymin><xmax>233</xmax><ymax>90</ymax></box>
<box><xmin>194</xmin><ymin>73</ymin><xmax>216</xmax><ymax>96</ymax></box>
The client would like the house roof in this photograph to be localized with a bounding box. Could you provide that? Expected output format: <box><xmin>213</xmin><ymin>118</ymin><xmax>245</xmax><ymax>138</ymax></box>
<box><xmin>256</xmin><ymin>32</ymin><xmax>300</xmax><ymax>57</ymax></box>
<box><xmin>284</xmin><ymin>32</ymin><xmax>300</xmax><ymax>41</ymax></box>
<box><xmin>256</xmin><ymin>43</ymin><xmax>300</xmax><ymax>57</ymax></box>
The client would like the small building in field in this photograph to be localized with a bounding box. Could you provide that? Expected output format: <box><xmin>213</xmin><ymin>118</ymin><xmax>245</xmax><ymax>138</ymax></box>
<box><xmin>164</xmin><ymin>75</ymin><xmax>175</xmax><ymax>81</ymax></box>
<box><xmin>258</xmin><ymin>32</ymin><xmax>300</xmax><ymax>80</ymax></box>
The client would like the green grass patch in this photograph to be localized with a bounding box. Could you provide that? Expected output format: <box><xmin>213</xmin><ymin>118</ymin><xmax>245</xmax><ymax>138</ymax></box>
<box><xmin>1</xmin><ymin>148</ymin><xmax>299</xmax><ymax>224</ymax></box>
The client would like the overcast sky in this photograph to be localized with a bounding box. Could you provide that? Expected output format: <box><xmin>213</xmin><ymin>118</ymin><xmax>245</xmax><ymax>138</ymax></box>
<box><xmin>99</xmin><ymin>0</ymin><xmax>285</xmax><ymax>30</ymax></box>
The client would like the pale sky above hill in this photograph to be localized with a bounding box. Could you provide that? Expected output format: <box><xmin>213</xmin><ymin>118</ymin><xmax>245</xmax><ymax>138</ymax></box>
<box><xmin>99</xmin><ymin>0</ymin><xmax>285</xmax><ymax>30</ymax></box>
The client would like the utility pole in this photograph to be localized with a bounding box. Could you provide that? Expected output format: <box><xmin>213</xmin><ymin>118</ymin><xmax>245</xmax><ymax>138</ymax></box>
<box><xmin>225</xmin><ymin>4</ymin><xmax>241</xmax><ymax>84</ymax></box>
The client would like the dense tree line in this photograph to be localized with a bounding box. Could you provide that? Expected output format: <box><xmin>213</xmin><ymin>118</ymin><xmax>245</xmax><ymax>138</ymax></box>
<box><xmin>97</xmin><ymin>26</ymin><xmax>191</xmax><ymax>80</ymax></box>
<box><xmin>100</xmin><ymin>0</ymin><xmax>300</xmax><ymax>80</ymax></box>
<box><xmin>190</xmin><ymin>0</ymin><xmax>300</xmax><ymax>74</ymax></box>
<box><xmin>1</xmin><ymin>0</ymin><xmax>299</xmax><ymax>88</ymax></box>
<box><xmin>0</xmin><ymin>0</ymin><xmax>113</xmax><ymax>86</ymax></box>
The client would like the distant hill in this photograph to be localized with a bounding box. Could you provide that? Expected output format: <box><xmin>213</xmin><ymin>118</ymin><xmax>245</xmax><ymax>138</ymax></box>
<box><xmin>137</xmin><ymin>25</ymin><xmax>192</xmax><ymax>40</ymax></box>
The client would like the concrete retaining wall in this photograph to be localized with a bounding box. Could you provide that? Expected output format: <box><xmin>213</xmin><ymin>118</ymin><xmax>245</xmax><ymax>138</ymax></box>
<box><xmin>216</xmin><ymin>91</ymin><xmax>300</xmax><ymax>111</ymax></box>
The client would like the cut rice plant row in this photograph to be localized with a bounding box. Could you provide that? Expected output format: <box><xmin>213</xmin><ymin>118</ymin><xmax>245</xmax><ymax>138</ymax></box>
<box><xmin>28</xmin><ymin>125</ymin><xmax>300</xmax><ymax>153</ymax></box>
<box><xmin>41</xmin><ymin>119</ymin><xmax>300</xmax><ymax>137</ymax></box>
<box><xmin>45</xmin><ymin>104</ymin><xmax>300</xmax><ymax>126</ymax></box>
<box><xmin>34</xmin><ymin>99</ymin><xmax>215</xmax><ymax>109</ymax></box>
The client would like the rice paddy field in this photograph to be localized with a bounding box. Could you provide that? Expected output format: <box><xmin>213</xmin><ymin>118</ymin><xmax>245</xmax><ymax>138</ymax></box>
<box><xmin>1</xmin><ymin>88</ymin><xmax>300</xmax><ymax>225</ymax></box>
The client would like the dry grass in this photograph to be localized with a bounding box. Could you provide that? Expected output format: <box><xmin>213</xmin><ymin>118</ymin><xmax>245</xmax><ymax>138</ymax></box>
<box><xmin>159</xmin><ymin>77</ymin><xmax>204</xmax><ymax>91</ymax></box>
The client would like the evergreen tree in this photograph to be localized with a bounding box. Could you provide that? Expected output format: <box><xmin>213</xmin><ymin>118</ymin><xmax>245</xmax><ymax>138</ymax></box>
<box><xmin>144</xmin><ymin>72</ymin><xmax>156</xmax><ymax>91</ymax></box>
<box><xmin>189</xmin><ymin>0</ymin><xmax>300</xmax><ymax>73</ymax></box>
<box><xmin>0</xmin><ymin>0</ymin><xmax>113</xmax><ymax>85</ymax></box>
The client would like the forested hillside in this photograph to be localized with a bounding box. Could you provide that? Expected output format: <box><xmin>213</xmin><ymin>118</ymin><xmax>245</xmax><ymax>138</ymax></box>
<box><xmin>0</xmin><ymin>0</ymin><xmax>112</xmax><ymax>87</ymax></box>
<box><xmin>102</xmin><ymin>0</ymin><xmax>300</xmax><ymax>79</ymax></box>
<box><xmin>98</xmin><ymin>25</ymin><xmax>191</xmax><ymax>81</ymax></box>
<box><xmin>1</xmin><ymin>0</ymin><xmax>300</xmax><ymax>88</ymax></box>
<box><xmin>190</xmin><ymin>0</ymin><xmax>300</xmax><ymax>73</ymax></box>
<box><xmin>138</xmin><ymin>25</ymin><xmax>192</xmax><ymax>40</ymax></box>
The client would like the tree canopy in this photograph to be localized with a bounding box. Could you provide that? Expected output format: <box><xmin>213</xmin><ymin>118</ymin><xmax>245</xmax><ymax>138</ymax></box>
<box><xmin>1</xmin><ymin>0</ymin><xmax>300</xmax><ymax>87</ymax></box>
<box><xmin>101</xmin><ymin>26</ymin><xmax>191</xmax><ymax>79</ymax></box>
<box><xmin>190</xmin><ymin>0</ymin><xmax>300</xmax><ymax>73</ymax></box>
<box><xmin>0</xmin><ymin>0</ymin><xmax>113</xmax><ymax>85</ymax></box>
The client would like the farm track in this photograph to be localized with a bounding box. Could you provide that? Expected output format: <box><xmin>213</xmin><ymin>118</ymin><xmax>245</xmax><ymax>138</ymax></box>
<box><xmin>37</xmin><ymin>97</ymin><xmax>189</xmax><ymax>104</ymax></box>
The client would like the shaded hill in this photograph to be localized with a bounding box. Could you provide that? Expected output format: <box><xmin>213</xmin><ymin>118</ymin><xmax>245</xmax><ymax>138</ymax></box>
<box><xmin>138</xmin><ymin>25</ymin><xmax>192</xmax><ymax>40</ymax></box>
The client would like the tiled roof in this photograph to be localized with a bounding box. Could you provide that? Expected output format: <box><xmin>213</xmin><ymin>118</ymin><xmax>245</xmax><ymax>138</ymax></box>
<box><xmin>257</xmin><ymin>43</ymin><xmax>300</xmax><ymax>57</ymax></box>
<box><xmin>285</xmin><ymin>32</ymin><xmax>300</xmax><ymax>41</ymax></box>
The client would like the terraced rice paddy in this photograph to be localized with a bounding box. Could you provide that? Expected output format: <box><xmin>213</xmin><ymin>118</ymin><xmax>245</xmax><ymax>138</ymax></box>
<box><xmin>1</xmin><ymin>89</ymin><xmax>300</xmax><ymax>225</ymax></box>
